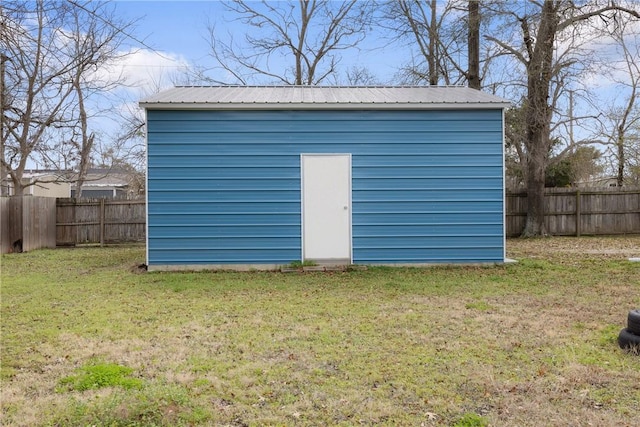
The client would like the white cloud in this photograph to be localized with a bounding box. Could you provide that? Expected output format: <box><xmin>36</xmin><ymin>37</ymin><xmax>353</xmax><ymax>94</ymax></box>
<box><xmin>92</xmin><ymin>48</ymin><xmax>192</xmax><ymax>98</ymax></box>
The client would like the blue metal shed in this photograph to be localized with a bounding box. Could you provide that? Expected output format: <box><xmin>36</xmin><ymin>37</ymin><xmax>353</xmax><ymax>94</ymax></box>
<box><xmin>140</xmin><ymin>86</ymin><xmax>510</xmax><ymax>271</ymax></box>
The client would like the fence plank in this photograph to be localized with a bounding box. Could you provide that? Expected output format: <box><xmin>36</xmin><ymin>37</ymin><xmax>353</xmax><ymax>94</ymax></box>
<box><xmin>100</xmin><ymin>198</ymin><xmax>105</xmax><ymax>246</ymax></box>
<box><xmin>576</xmin><ymin>191</ymin><xmax>581</xmax><ymax>237</ymax></box>
<box><xmin>22</xmin><ymin>196</ymin><xmax>56</xmax><ymax>252</ymax></box>
<box><xmin>0</xmin><ymin>196</ymin><xmax>56</xmax><ymax>254</ymax></box>
<box><xmin>0</xmin><ymin>197</ymin><xmax>10</xmax><ymax>253</ymax></box>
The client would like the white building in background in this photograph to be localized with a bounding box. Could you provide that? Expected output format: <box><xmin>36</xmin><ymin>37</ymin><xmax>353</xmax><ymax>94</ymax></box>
<box><xmin>5</xmin><ymin>168</ymin><xmax>141</xmax><ymax>199</ymax></box>
<box><xmin>576</xmin><ymin>176</ymin><xmax>622</xmax><ymax>188</ymax></box>
<box><xmin>70</xmin><ymin>169</ymin><xmax>130</xmax><ymax>199</ymax></box>
<box><xmin>6</xmin><ymin>170</ymin><xmax>72</xmax><ymax>197</ymax></box>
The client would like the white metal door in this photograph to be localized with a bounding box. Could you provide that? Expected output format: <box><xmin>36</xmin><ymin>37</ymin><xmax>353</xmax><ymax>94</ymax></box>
<box><xmin>301</xmin><ymin>154</ymin><xmax>351</xmax><ymax>264</ymax></box>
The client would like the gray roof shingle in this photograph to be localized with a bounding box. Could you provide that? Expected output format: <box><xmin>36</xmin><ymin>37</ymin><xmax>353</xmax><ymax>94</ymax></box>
<box><xmin>140</xmin><ymin>86</ymin><xmax>510</xmax><ymax>110</ymax></box>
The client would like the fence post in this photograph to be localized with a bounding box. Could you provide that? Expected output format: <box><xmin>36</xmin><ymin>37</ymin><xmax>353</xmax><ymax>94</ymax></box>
<box><xmin>100</xmin><ymin>198</ymin><xmax>105</xmax><ymax>246</ymax></box>
<box><xmin>575</xmin><ymin>190</ymin><xmax>581</xmax><ymax>237</ymax></box>
<box><xmin>72</xmin><ymin>198</ymin><xmax>78</xmax><ymax>245</ymax></box>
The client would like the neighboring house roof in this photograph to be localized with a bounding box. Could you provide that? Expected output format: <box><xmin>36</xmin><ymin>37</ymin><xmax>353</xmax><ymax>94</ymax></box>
<box><xmin>72</xmin><ymin>169</ymin><xmax>130</xmax><ymax>188</ymax></box>
<box><xmin>576</xmin><ymin>177</ymin><xmax>621</xmax><ymax>187</ymax></box>
<box><xmin>140</xmin><ymin>85</ymin><xmax>511</xmax><ymax>110</ymax></box>
<box><xmin>21</xmin><ymin>169</ymin><xmax>73</xmax><ymax>181</ymax></box>
<box><xmin>17</xmin><ymin>169</ymin><xmax>130</xmax><ymax>188</ymax></box>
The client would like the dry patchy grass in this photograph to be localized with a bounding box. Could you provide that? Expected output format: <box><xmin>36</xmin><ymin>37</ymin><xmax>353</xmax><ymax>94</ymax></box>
<box><xmin>1</xmin><ymin>237</ymin><xmax>639</xmax><ymax>426</ymax></box>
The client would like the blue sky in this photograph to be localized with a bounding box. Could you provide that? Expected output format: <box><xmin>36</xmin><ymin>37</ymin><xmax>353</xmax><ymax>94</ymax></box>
<box><xmin>115</xmin><ymin>1</ymin><xmax>222</xmax><ymax>63</ymax></box>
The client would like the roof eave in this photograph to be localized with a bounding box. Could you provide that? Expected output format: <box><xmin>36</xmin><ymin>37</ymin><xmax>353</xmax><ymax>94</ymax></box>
<box><xmin>139</xmin><ymin>102</ymin><xmax>512</xmax><ymax>110</ymax></box>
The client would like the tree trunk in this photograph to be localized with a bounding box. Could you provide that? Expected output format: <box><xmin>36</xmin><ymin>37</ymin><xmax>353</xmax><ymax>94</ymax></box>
<box><xmin>74</xmin><ymin>133</ymin><xmax>93</xmax><ymax>199</ymax></box>
<box><xmin>10</xmin><ymin>177</ymin><xmax>23</xmax><ymax>195</ymax></box>
<box><xmin>522</xmin><ymin>136</ymin><xmax>548</xmax><ymax>236</ymax></box>
<box><xmin>467</xmin><ymin>0</ymin><xmax>481</xmax><ymax>89</ymax></box>
<box><xmin>72</xmin><ymin>75</ymin><xmax>94</xmax><ymax>199</ymax></box>
<box><xmin>521</xmin><ymin>0</ymin><xmax>557</xmax><ymax>237</ymax></box>
<box><xmin>10</xmin><ymin>159</ymin><xmax>27</xmax><ymax>196</ymax></box>
<box><xmin>616</xmin><ymin>129</ymin><xmax>625</xmax><ymax>187</ymax></box>
<box><xmin>294</xmin><ymin>0</ymin><xmax>310</xmax><ymax>85</ymax></box>
<box><xmin>428</xmin><ymin>0</ymin><xmax>438</xmax><ymax>86</ymax></box>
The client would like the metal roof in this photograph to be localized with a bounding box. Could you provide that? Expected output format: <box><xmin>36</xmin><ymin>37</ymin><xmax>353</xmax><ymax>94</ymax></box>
<box><xmin>140</xmin><ymin>86</ymin><xmax>511</xmax><ymax>110</ymax></box>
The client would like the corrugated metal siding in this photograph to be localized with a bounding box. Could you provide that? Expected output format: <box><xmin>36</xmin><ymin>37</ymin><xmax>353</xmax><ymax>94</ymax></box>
<box><xmin>147</xmin><ymin>109</ymin><xmax>504</xmax><ymax>266</ymax></box>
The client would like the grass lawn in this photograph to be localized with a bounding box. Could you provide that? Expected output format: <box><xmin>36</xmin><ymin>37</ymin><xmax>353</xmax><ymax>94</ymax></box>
<box><xmin>1</xmin><ymin>237</ymin><xmax>639</xmax><ymax>426</ymax></box>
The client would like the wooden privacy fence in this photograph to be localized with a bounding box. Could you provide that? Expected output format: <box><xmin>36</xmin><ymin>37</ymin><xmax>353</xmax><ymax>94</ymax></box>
<box><xmin>0</xmin><ymin>196</ymin><xmax>57</xmax><ymax>254</ymax></box>
<box><xmin>2</xmin><ymin>189</ymin><xmax>638</xmax><ymax>253</ymax></box>
<box><xmin>56</xmin><ymin>198</ymin><xmax>145</xmax><ymax>246</ymax></box>
<box><xmin>506</xmin><ymin>187</ymin><xmax>640</xmax><ymax>237</ymax></box>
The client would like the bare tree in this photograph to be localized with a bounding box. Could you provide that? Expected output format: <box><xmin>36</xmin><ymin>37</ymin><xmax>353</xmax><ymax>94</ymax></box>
<box><xmin>383</xmin><ymin>0</ymin><xmax>497</xmax><ymax>87</ymax></box>
<box><xmin>66</xmin><ymin>3</ymin><xmax>122</xmax><ymax>198</ymax></box>
<box><xmin>344</xmin><ymin>65</ymin><xmax>380</xmax><ymax>85</ymax></box>
<box><xmin>1</xmin><ymin>0</ymin><xmax>135</xmax><ymax>196</ymax></box>
<box><xmin>206</xmin><ymin>0</ymin><xmax>374</xmax><ymax>85</ymax></box>
<box><xmin>384</xmin><ymin>0</ymin><xmax>459</xmax><ymax>85</ymax></box>
<box><xmin>486</xmin><ymin>0</ymin><xmax>640</xmax><ymax>236</ymax></box>
<box><xmin>0</xmin><ymin>52</ymin><xmax>9</xmax><ymax>195</ymax></box>
<box><xmin>592</xmin><ymin>20</ymin><xmax>640</xmax><ymax>187</ymax></box>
